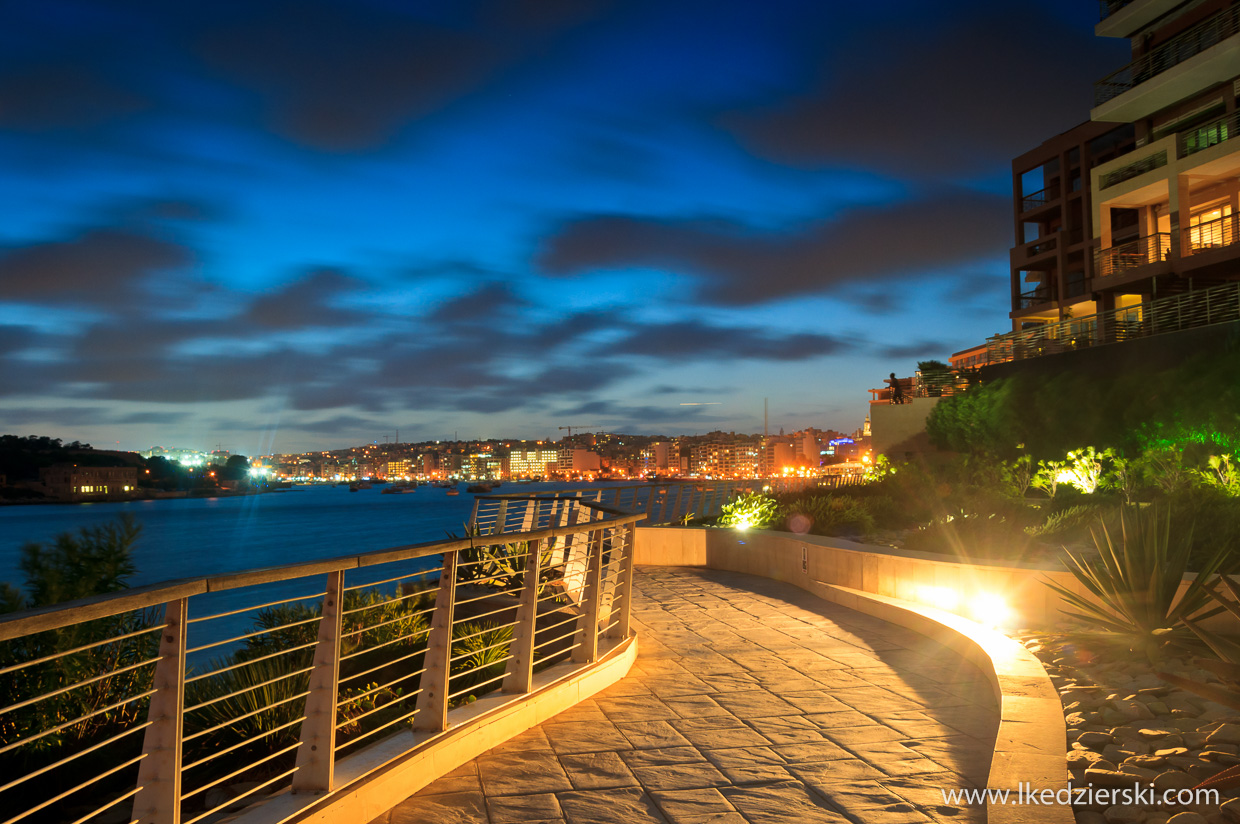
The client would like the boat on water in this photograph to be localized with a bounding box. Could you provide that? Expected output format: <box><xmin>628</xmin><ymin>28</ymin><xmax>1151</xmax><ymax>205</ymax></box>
<box><xmin>349</xmin><ymin>480</ymin><xmax>374</xmax><ymax>492</ymax></box>
<box><xmin>445</xmin><ymin>488</ymin><xmax>460</xmax><ymax>496</ymax></box>
<box><xmin>381</xmin><ymin>484</ymin><xmax>417</xmax><ymax>494</ymax></box>
<box><xmin>465</xmin><ymin>483</ymin><xmax>494</xmax><ymax>493</ymax></box>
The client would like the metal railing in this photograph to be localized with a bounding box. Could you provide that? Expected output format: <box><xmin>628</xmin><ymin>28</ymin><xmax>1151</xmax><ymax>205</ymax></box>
<box><xmin>1098</xmin><ymin>0</ymin><xmax>1136</xmax><ymax>21</ymax></box>
<box><xmin>1095</xmin><ymin>5</ymin><xmax>1240</xmax><ymax>105</ymax></box>
<box><xmin>1179</xmin><ymin>110</ymin><xmax>1239</xmax><ymax>158</ymax></box>
<box><xmin>0</xmin><ymin>497</ymin><xmax>641</xmax><ymax>824</ymax></box>
<box><xmin>1097</xmin><ymin>232</ymin><xmax>1171</xmax><ymax>277</ymax></box>
<box><xmin>1025</xmin><ymin>235</ymin><xmax>1058</xmax><ymax>257</ymax></box>
<box><xmin>1187</xmin><ymin>212</ymin><xmax>1239</xmax><ymax>254</ymax></box>
<box><xmin>987</xmin><ymin>279</ymin><xmax>1240</xmax><ymax>364</ymax></box>
<box><xmin>1019</xmin><ymin>286</ymin><xmax>1054</xmax><ymax>310</ymax></box>
<box><xmin>1099</xmin><ymin>149</ymin><xmax>1167</xmax><ymax>189</ymax></box>
<box><xmin>471</xmin><ymin>478</ymin><xmax>861</xmax><ymax>534</ymax></box>
<box><xmin>1020</xmin><ymin>186</ymin><xmax>1058</xmax><ymax>212</ymax></box>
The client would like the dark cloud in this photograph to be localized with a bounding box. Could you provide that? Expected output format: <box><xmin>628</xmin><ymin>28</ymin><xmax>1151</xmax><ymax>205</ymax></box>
<box><xmin>720</xmin><ymin>5</ymin><xmax>1128</xmax><ymax>178</ymax></box>
<box><xmin>0</xmin><ymin>228</ymin><xmax>194</xmax><ymax>307</ymax></box>
<box><xmin>428</xmin><ymin>282</ymin><xmax>529</xmax><ymax>324</ymax></box>
<box><xmin>195</xmin><ymin>1</ymin><xmax>609</xmax><ymax>151</ymax></box>
<box><xmin>606</xmin><ymin>320</ymin><xmax>851</xmax><ymax>361</ymax></box>
<box><xmin>876</xmin><ymin>341</ymin><xmax>956</xmax><ymax>360</ymax></box>
<box><xmin>116</xmin><ymin>411</ymin><xmax>190</xmax><ymax>425</ymax></box>
<box><xmin>943</xmin><ymin>272</ymin><xmax>1008</xmax><ymax>304</ymax></box>
<box><xmin>538</xmin><ymin>189</ymin><xmax>1009</xmax><ymax>304</ymax></box>
<box><xmin>0</xmin><ymin>406</ymin><xmax>111</xmax><ymax>427</ymax></box>
<box><xmin>242</xmin><ymin>268</ymin><xmax>370</xmax><ymax>329</ymax></box>
<box><xmin>552</xmin><ymin>400</ymin><xmax>724</xmax><ymax>429</ymax></box>
<box><xmin>0</xmin><ymin>63</ymin><xmax>148</xmax><ymax>132</ymax></box>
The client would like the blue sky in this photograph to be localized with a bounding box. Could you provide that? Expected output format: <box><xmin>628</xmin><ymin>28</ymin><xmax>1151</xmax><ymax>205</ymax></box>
<box><xmin>0</xmin><ymin>0</ymin><xmax>1129</xmax><ymax>453</ymax></box>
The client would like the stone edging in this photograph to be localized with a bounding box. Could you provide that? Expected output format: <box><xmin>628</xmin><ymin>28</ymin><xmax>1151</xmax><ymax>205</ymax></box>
<box><xmin>807</xmin><ymin>581</ymin><xmax>1071</xmax><ymax>824</ymax></box>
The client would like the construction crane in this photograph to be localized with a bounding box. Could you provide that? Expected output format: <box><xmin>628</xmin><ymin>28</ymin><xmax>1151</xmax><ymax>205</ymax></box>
<box><xmin>558</xmin><ymin>425</ymin><xmax>598</xmax><ymax>438</ymax></box>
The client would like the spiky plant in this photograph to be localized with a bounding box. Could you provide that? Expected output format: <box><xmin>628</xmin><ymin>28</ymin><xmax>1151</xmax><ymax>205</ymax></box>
<box><xmin>1042</xmin><ymin>505</ymin><xmax>1231</xmax><ymax>658</ymax></box>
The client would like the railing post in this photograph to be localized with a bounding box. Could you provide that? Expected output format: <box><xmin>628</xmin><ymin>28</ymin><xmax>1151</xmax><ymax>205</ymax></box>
<box><xmin>672</xmin><ymin>484</ymin><xmax>684</xmax><ymax>522</ymax></box>
<box><xmin>658</xmin><ymin>486</ymin><xmax>670</xmax><ymax>524</ymax></box>
<box><xmin>132</xmin><ymin>598</ymin><xmax>187</xmax><ymax>824</ymax></box>
<box><xmin>502</xmin><ymin>539</ymin><xmax>542</xmax><ymax>694</ymax></box>
<box><xmin>605</xmin><ymin>524</ymin><xmax>636</xmax><ymax>641</ymax></box>
<box><xmin>413</xmin><ymin>550</ymin><xmax>457</xmax><ymax>732</ymax></box>
<box><xmin>571</xmin><ymin>525</ymin><xmax>604</xmax><ymax>664</ymax></box>
<box><xmin>561</xmin><ymin>503</ymin><xmax>594</xmax><ymax>605</ymax></box>
<box><xmin>293</xmin><ymin>571</ymin><xmax>344</xmax><ymax>794</ymax></box>
<box><xmin>493</xmin><ymin>499</ymin><xmax>509</xmax><ymax>536</ymax></box>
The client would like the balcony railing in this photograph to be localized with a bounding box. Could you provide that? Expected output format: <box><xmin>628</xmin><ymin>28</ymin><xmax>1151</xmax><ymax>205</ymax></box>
<box><xmin>1179</xmin><ymin>110</ymin><xmax>1240</xmax><ymax>158</ymax></box>
<box><xmin>1095</xmin><ymin>5</ymin><xmax>1240</xmax><ymax>106</ymax></box>
<box><xmin>1099</xmin><ymin>0</ymin><xmax>1136</xmax><ymax>21</ymax></box>
<box><xmin>477</xmin><ymin>479</ymin><xmax>862</xmax><ymax>532</ymax></box>
<box><xmin>1020</xmin><ymin>186</ymin><xmax>1059</xmax><ymax>212</ymax></box>
<box><xmin>1026</xmin><ymin>235</ymin><xmax>1058</xmax><ymax>257</ymax></box>
<box><xmin>1097</xmin><ymin>232</ymin><xmax>1171</xmax><ymax>277</ymax></box>
<box><xmin>1018</xmin><ymin>286</ymin><xmax>1054</xmax><ymax>309</ymax></box>
<box><xmin>988</xmin><ymin>279</ymin><xmax>1240</xmax><ymax>364</ymax></box>
<box><xmin>1187</xmin><ymin>212</ymin><xmax>1240</xmax><ymax>254</ymax></box>
<box><xmin>1099</xmin><ymin>149</ymin><xmax>1167</xmax><ymax>189</ymax></box>
<box><xmin>0</xmin><ymin>496</ymin><xmax>642</xmax><ymax>824</ymax></box>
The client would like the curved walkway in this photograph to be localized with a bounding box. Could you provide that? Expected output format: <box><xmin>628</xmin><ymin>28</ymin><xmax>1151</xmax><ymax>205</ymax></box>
<box><xmin>371</xmin><ymin>567</ymin><xmax>999</xmax><ymax>824</ymax></box>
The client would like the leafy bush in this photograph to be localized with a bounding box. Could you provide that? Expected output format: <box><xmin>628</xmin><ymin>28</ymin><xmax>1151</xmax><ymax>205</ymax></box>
<box><xmin>776</xmin><ymin>494</ymin><xmax>877</xmax><ymax>537</ymax></box>
<box><xmin>902</xmin><ymin>510</ymin><xmax>1037</xmax><ymax>561</ymax></box>
<box><xmin>717</xmin><ymin>492</ymin><xmax>779</xmax><ymax>530</ymax></box>
<box><xmin>1025</xmin><ymin>502</ymin><xmax>1111</xmax><ymax>539</ymax></box>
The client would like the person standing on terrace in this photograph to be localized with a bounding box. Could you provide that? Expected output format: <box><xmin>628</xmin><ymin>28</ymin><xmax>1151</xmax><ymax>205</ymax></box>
<box><xmin>888</xmin><ymin>372</ymin><xmax>906</xmax><ymax>404</ymax></box>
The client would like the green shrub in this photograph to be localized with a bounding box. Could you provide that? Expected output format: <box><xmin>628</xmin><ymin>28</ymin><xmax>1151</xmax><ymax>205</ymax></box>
<box><xmin>1025</xmin><ymin>503</ymin><xmax>1111</xmax><ymax>539</ymax></box>
<box><xmin>717</xmin><ymin>492</ymin><xmax>779</xmax><ymax>530</ymax></box>
<box><xmin>776</xmin><ymin>494</ymin><xmax>876</xmax><ymax>537</ymax></box>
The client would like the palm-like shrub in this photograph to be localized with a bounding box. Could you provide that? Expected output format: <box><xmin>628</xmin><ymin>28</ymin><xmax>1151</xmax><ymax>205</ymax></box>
<box><xmin>1043</xmin><ymin>506</ymin><xmax>1231</xmax><ymax>657</ymax></box>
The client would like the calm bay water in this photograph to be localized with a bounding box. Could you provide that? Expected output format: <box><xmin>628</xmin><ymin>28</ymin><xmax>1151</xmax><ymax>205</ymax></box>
<box><xmin>0</xmin><ymin>481</ymin><xmax>604</xmax><ymax>591</ymax></box>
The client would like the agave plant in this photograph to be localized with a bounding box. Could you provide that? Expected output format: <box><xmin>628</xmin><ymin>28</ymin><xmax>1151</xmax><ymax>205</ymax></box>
<box><xmin>1042</xmin><ymin>505</ymin><xmax>1231</xmax><ymax>657</ymax></box>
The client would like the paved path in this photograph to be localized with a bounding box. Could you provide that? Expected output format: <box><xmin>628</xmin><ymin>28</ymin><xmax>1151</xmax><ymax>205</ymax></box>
<box><xmin>371</xmin><ymin>567</ymin><xmax>999</xmax><ymax>824</ymax></box>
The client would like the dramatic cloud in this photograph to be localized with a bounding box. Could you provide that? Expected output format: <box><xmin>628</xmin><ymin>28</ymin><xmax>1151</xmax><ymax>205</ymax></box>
<box><xmin>538</xmin><ymin>188</ymin><xmax>1009</xmax><ymax>304</ymax></box>
<box><xmin>876</xmin><ymin>340</ymin><xmax>958</xmax><ymax>359</ymax></box>
<box><xmin>0</xmin><ymin>63</ymin><xmax>147</xmax><ymax>132</ymax></box>
<box><xmin>242</xmin><ymin>268</ymin><xmax>370</xmax><ymax>330</ymax></box>
<box><xmin>605</xmin><ymin>320</ymin><xmax>851</xmax><ymax>361</ymax></box>
<box><xmin>196</xmin><ymin>1</ymin><xmax>609</xmax><ymax>151</ymax></box>
<box><xmin>721</xmin><ymin>5</ymin><xmax>1129</xmax><ymax>177</ymax></box>
<box><xmin>0</xmin><ymin>228</ymin><xmax>194</xmax><ymax>307</ymax></box>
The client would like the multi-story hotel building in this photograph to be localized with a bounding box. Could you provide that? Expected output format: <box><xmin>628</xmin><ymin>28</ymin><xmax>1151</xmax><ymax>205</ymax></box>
<box><xmin>992</xmin><ymin>0</ymin><xmax>1240</xmax><ymax>360</ymax></box>
<box><xmin>504</xmin><ymin>448</ymin><xmax>558</xmax><ymax>478</ymax></box>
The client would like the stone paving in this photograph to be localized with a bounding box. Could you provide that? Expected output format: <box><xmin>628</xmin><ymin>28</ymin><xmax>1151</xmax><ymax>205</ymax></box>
<box><xmin>371</xmin><ymin>567</ymin><xmax>1000</xmax><ymax>824</ymax></box>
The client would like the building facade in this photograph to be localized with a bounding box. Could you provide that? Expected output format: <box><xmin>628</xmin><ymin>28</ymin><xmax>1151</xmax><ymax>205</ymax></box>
<box><xmin>39</xmin><ymin>465</ymin><xmax>140</xmax><ymax>501</ymax></box>
<box><xmin>990</xmin><ymin>0</ymin><xmax>1240</xmax><ymax>361</ymax></box>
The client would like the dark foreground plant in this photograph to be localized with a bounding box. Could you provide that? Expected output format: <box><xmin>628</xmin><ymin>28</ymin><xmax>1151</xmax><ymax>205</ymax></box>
<box><xmin>1043</xmin><ymin>506</ymin><xmax>1231</xmax><ymax>658</ymax></box>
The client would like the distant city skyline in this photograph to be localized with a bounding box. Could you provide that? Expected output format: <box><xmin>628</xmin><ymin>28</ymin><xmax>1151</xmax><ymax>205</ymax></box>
<box><xmin>0</xmin><ymin>1</ymin><xmax>1128</xmax><ymax>453</ymax></box>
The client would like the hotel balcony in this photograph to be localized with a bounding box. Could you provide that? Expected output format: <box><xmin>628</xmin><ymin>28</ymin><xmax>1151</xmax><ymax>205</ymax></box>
<box><xmin>1017</xmin><ymin>284</ymin><xmax>1055</xmax><ymax>310</ymax></box>
<box><xmin>1092</xmin><ymin>4</ymin><xmax>1240</xmax><ymax>123</ymax></box>
<box><xmin>1096</xmin><ymin>0</ymin><xmax>1192</xmax><ymax>38</ymax></box>
<box><xmin>1018</xmin><ymin>184</ymin><xmax>1060</xmax><ymax>217</ymax></box>
<box><xmin>1096</xmin><ymin>231</ymin><xmax>1171</xmax><ymax>278</ymax></box>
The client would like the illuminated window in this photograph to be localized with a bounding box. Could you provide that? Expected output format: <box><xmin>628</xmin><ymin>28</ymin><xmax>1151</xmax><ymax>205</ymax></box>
<box><xmin>1190</xmin><ymin>203</ymin><xmax>1233</xmax><ymax>249</ymax></box>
